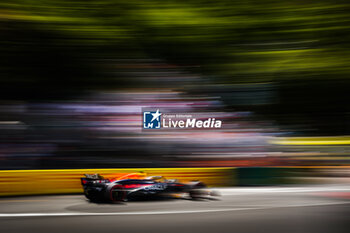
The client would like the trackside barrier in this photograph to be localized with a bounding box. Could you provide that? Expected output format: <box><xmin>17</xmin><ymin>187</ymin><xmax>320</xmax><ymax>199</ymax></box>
<box><xmin>0</xmin><ymin>168</ymin><xmax>236</xmax><ymax>196</ymax></box>
<box><xmin>236</xmin><ymin>166</ymin><xmax>350</xmax><ymax>186</ymax></box>
<box><xmin>236</xmin><ymin>167</ymin><xmax>300</xmax><ymax>186</ymax></box>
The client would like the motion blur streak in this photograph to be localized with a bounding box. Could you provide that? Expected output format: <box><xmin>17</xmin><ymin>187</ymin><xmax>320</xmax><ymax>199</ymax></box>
<box><xmin>271</xmin><ymin>136</ymin><xmax>350</xmax><ymax>145</ymax></box>
<box><xmin>0</xmin><ymin>0</ymin><xmax>350</xmax><ymax>169</ymax></box>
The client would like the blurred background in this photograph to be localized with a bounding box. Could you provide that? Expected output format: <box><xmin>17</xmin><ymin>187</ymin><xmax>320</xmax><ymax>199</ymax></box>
<box><xmin>0</xmin><ymin>0</ymin><xmax>350</xmax><ymax>174</ymax></box>
<box><xmin>2</xmin><ymin>2</ymin><xmax>350</xmax><ymax>232</ymax></box>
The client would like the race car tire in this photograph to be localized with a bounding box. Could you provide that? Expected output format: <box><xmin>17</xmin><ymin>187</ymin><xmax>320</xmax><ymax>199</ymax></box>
<box><xmin>84</xmin><ymin>189</ymin><xmax>100</xmax><ymax>202</ymax></box>
<box><xmin>107</xmin><ymin>184</ymin><xmax>127</xmax><ymax>203</ymax></box>
<box><xmin>189</xmin><ymin>189</ymin><xmax>206</xmax><ymax>199</ymax></box>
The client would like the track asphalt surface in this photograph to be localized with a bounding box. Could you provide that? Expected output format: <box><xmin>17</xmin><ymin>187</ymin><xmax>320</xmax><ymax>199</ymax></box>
<box><xmin>1</xmin><ymin>185</ymin><xmax>350</xmax><ymax>233</ymax></box>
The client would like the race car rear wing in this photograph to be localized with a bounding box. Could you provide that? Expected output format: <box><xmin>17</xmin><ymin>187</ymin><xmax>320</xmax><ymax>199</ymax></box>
<box><xmin>84</xmin><ymin>174</ymin><xmax>104</xmax><ymax>180</ymax></box>
<box><xmin>81</xmin><ymin>174</ymin><xmax>110</xmax><ymax>186</ymax></box>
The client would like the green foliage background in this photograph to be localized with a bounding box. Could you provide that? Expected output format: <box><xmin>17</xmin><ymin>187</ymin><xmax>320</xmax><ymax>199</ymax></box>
<box><xmin>1</xmin><ymin>0</ymin><xmax>350</xmax><ymax>133</ymax></box>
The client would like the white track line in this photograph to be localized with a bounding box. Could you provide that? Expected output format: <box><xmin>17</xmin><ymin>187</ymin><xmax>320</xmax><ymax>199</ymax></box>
<box><xmin>217</xmin><ymin>186</ymin><xmax>350</xmax><ymax>195</ymax></box>
<box><xmin>0</xmin><ymin>208</ymin><xmax>253</xmax><ymax>217</ymax></box>
<box><xmin>1</xmin><ymin>201</ymin><xmax>350</xmax><ymax>218</ymax></box>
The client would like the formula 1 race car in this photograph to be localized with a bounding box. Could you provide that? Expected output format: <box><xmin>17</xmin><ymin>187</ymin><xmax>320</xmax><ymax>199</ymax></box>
<box><xmin>81</xmin><ymin>172</ymin><xmax>218</xmax><ymax>203</ymax></box>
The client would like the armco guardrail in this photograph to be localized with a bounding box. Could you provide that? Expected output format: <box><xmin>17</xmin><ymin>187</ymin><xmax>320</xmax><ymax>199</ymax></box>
<box><xmin>0</xmin><ymin>168</ymin><xmax>235</xmax><ymax>196</ymax></box>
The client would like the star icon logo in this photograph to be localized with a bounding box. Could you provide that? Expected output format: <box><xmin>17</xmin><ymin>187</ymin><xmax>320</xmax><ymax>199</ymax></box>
<box><xmin>150</xmin><ymin>109</ymin><xmax>162</xmax><ymax>122</ymax></box>
<box><xmin>143</xmin><ymin>109</ymin><xmax>162</xmax><ymax>129</ymax></box>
